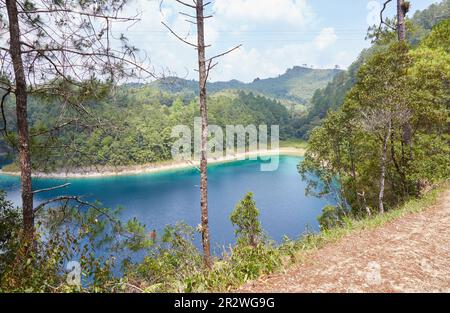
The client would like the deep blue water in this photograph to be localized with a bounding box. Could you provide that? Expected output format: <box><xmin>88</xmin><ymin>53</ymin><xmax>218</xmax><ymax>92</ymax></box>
<box><xmin>0</xmin><ymin>156</ymin><xmax>334</xmax><ymax>252</ymax></box>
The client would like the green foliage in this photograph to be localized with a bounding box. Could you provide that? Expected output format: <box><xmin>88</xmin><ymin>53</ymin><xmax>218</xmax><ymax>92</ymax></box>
<box><xmin>411</xmin><ymin>0</ymin><xmax>450</xmax><ymax>33</ymax></box>
<box><xmin>419</xmin><ymin>18</ymin><xmax>450</xmax><ymax>51</ymax></box>
<box><xmin>0</xmin><ymin>64</ymin><xmax>341</xmax><ymax>169</ymax></box>
<box><xmin>0</xmin><ymin>227</ymin><xmax>119</xmax><ymax>293</ymax></box>
<box><xmin>1</xmin><ymin>180</ymin><xmax>447</xmax><ymax>293</ymax></box>
<box><xmin>230</xmin><ymin>193</ymin><xmax>263</xmax><ymax>247</ymax></box>
<box><xmin>279</xmin><ymin>138</ymin><xmax>308</xmax><ymax>149</ymax></box>
<box><xmin>296</xmin><ymin>49</ymin><xmax>375</xmax><ymax>139</ymax></box>
<box><xmin>0</xmin><ymin>191</ymin><xmax>21</xmax><ymax>274</ymax></box>
<box><xmin>170</xmin><ymin>183</ymin><xmax>448</xmax><ymax>293</ymax></box>
<box><xmin>298</xmin><ymin>2</ymin><xmax>449</xmax><ymax>139</ymax></box>
<box><xmin>128</xmin><ymin>223</ymin><xmax>203</xmax><ymax>292</ymax></box>
<box><xmin>301</xmin><ymin>28</ymin><xmax>450</xmax><ymax>219</ymax></box>
<box><xmin>407</xmin><ymin>134</ymin><xmax>450</xmax><ymax>185</ymax></box>
<box><xmin>187</xmin><ymin>243</ymin><xmax>282</xmax><ymax>292</ymax></box>
<box><xmin>227</xmin><ymin>242</ymin><xmax>282</xmax><ymax>282</ymax></box>
<box><xmin>1</xmin><ymin>0</ymin><xmax>447</xmax><ymax>295</ymax></box>
<box><xmin>0</xmin><ymin>195</ymin><xmax>154</xmax><ymax>292</ymax></box>
<box><xmin>123</xmin><ymin>196</ymin><xmax>283</xmax><ymax>293</ymax></box>
<box><xmin>0</xmin><ymin>149</ymin><xmax>12</xmax><ymax>168</ymax></box>
<box><xmin>185</xmin><ymin>194</ymin><xmax>281</xmax><ymax>292</ymax></box>
<box><xmin>288</xmin><ymin>183</ymin><xmax>446</xmax><ymax>253</ymax></box>
<box><xmin>317</xmin><ymin>205</ymin><xmax>347</xmax><ymax>230</ymax></box>
<box><xmin>1</xmin><ymin>89</ymin><xmax>294</xmax><ymax>171</ymax></box>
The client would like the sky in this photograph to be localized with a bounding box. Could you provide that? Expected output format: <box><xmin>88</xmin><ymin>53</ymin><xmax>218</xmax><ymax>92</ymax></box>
<box><xmin>113</xmin><ymin>0</ymin><xmax>441</xmax><ymax>82</ymax></box>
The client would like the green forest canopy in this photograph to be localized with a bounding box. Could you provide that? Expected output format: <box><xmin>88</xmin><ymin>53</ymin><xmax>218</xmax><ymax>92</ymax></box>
<box><xmin>295</xmin><ymin>0</ymin><xmax>450</xmax><ymax>139</ymax></box>
<box><xmin>300</xmin><ymin>18</ymin><xmax>450</xmax><ymax>221</ymax></box>
<box><xmin>0</xmin><ymin>0</ymin><xmax>448</xmax><ymax>172</ymax></box>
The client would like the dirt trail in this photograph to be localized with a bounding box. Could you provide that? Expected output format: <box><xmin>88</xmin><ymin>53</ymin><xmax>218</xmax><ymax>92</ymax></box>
<box><xmin>240</xmin><ymin>189</ymin><xmax>450</xmax><ymax>293</ymax></box>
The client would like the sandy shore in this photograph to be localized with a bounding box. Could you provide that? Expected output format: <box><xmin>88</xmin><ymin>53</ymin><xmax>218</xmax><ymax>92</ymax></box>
<box><xmin>0</xmin><ymin>147</ymin><xmax>305</xmax><ymax>179</ymax></box>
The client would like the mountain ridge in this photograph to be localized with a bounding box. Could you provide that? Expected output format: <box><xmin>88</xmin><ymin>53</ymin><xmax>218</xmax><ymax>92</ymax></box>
<box><xmin>147</xmin><ymin>66</ymin><xmax>343</xmax><ymax>105</ymax></box>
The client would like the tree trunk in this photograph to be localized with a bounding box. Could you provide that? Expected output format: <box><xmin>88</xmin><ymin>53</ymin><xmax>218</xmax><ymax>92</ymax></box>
<box><xmin>390</xmin><ymin>129</ymin><xmax>408</xmax><ymax>197</ymax></box>
<box><xmin>6</xmin><ymin>0</ymin><xmax>34</xmax><ymax>240</ymax></box>
<box><xmin>397</xmin><ymin>1</ymin><xmax>414</xmax><ymax>161</ymax></box>
<box><xmin>448</xmin><ymin>120</ymin><xmax>450</xmax><ymax>146</ymax></box>
<box><xmin>196</xmin><ymin>0</ymin><xmax>212</xmax><ymax>269</ymax></box>
<box><xmin>379</xmin><ymin>122</ymin><xmax>392</xmax><ymax>214</ymax></box>
<box><xmin>397</xmin><ymin>0</ymin><xmax>407</xmax><ymax>41</ymax></box>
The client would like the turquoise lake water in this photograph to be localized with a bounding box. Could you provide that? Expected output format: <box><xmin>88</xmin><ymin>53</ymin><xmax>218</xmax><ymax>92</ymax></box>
<box><xmin>0</xmin><ymin>156</ymin><xmax>333</xmax><ymax>251</ymax></box>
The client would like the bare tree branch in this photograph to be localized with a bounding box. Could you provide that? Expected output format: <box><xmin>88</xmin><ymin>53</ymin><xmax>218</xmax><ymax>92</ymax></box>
<box><xmin>17</xmin><ymin>9</ymin><xmax>140</xmax><ymax>21</ymax></box>
<box><xmin>206</xmin><ymin>44</ymin><xmax>242</xmax><ymax>63</ymax></box>
<box><xmin>0</xmin><ymin>88</ymin><xmax>11</xmax><ymax>136</ymax></box>
<box><xmin>379</xmin><ymin>0</ymin><xmax>397</xmax><ymax>31</ymax></box>
<box><xmin>161</xmin><ymin>21</ymin><xmax>199</xmax><ymax>48</ymax></box>
<box><xmin>33</xmin><ymin>183</ymin><xmax>71</xmax><ymax>194</ymax></box>
<box><xmin>175</xmin><ymin>0</ymin><xmax>196</xmax><ymax>9</ymax></box>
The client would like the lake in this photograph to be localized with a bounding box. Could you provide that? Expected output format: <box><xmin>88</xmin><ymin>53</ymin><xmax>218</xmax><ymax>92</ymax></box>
<box><xmin>0</xmin><ymin>156</ymin><xmax>334</xmax><ymax>252</ymax></box>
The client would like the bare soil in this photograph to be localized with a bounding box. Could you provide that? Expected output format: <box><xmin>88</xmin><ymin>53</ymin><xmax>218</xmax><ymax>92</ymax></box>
<box><xmin>239</xmin><ymin>189</ymin><xmax>450</xmax><ymax>293</ymax></box>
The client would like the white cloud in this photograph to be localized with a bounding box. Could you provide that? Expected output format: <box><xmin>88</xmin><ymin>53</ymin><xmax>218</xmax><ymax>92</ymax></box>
<box><xmin>212</xmin><ymin>40</ymin><xmax>355</xmax><ymax>83</ymax></box>
<box><xmin>314</xmin><ymin>27</ymin><xmax>338</xmax><ymax>50</ymax></box>
<box><xmin>213</xmin><ymin>47</ymin><xmax>283</xmax><ymax>82</ymax></box>
<box><xmin>110</xmin><ymin>0</ymin><xmax>356</xmax><ymax>82</ymax></box>
<box><xmin>213</xmin><ymin>0</ymin><xmax>315</xmax><ymax>26</ymax></box>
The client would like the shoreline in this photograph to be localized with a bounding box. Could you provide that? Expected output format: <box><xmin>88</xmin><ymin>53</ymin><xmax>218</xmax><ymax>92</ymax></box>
<box><xmin>0</xmin><ymin>147</ymin><xmax>305</xmax><ymax>179</ymax></box>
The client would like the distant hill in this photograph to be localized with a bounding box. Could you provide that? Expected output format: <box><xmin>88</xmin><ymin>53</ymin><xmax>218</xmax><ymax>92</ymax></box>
<box><xmin>149</xmin><ymin>66</ymin><xmax>343</xmax><ymax>105</ymax></box>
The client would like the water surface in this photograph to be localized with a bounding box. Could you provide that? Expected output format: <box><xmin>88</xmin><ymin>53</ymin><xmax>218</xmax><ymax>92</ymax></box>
<box><xmin>0</xmin><ymin>156</ymin><xmax>333</xmax><ymax>251</ymax></box>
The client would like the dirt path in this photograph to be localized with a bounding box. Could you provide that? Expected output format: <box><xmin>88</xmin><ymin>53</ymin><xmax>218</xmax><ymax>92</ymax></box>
<box><xmin>240</xmin><ymin>189</ymin><xmax>450</xmax><ymax>293</ymax></box>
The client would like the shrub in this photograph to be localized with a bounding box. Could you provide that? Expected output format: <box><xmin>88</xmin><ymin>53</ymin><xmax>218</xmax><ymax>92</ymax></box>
<box><xmin>0</xmin><ymin>227</ymin><xmax>119</xmax><ymax>293</ymax></box>
<box><xmin>0</xmin><ymin>191</ymin><xmax>21</xmax><ymax>276</ymax></box>
<box><xmin>127</xmin><ymin>223</ymin><xmax>203</xmax><ymax>292</ymax></box>
<box><xmin>0</xmin><ymin>196</ymin><xmax>149</xmax><ymax>292</ymax></box>
<box><xmin>230</xmin><ymin>193</ymin><xmax>263</xmax><ymax>247</ymax></box>
<box><xmin>317</xmin><ymin>205</ymin><xmax>347</xmax><ymax>230</ymax></box>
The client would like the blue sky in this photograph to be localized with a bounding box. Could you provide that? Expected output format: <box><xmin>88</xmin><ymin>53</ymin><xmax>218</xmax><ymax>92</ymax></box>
<box><xmin>116</xmin><ymin>0</ymin><xmax>441</xmax><ymax>82</ymax></box>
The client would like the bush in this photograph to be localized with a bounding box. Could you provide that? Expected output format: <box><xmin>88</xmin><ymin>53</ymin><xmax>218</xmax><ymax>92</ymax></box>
<box><xmin>230</xmin><ymin>193</ymin><xmax>263</xmax><ymax>247</ymax></box>
<box><xmin>127</xmin><ymin>195</ymin><xmax>283</xmax><ymax>293</ymax></box>
<box><xmin>317</xmin><ymin>205</ymin><xmax>347</xmax><ymax>230</ymax></box>
<box><xmin>184</xmin><ymin>241</ymin><xmax>282</xmax><ymax>292</ymax></box>
<box><xmin>126</xmin><ymin>223</ymin><xmax>203</xmax><ymax>292</ymax></box>
<box><xmin>0</xmin><ymin>196</ymin><xmax>151</xmax><ymax>292</ymax></box>
<box><xmin>0</xmin><ymin>227</ymin><xmax>119</xmax><ymax>293</ymax></box>
<box><xmin>186</xmin><ymin>194</ymin><xmax>282</xmax><ymax>292</ymax></box>
<box><xmin>0</xmin><ymin>191</ymin><xmax>21</xmax><ymax>276</ymax></box>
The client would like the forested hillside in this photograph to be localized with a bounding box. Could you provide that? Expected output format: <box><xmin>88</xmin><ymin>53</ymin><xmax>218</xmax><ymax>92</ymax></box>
<box><xmin>150</xmin><ymin>66</ymin><xmax>342</xmax><ymax>105</ymax></box>
<box><xmin>0</xmin><ymin>64</ymin><xmax>342</xmax><ymax>171</ymax></box>
<box><xmin>1</xmin><ymin>89</ymin><xmax>291</xmax><ymax>171</ymax></box>
<box><xmin>296</xmin><ymin>0</ymin><xmax>450</xmax><ymax>139</ymax></box>
<box><xmin>0</xmin><ymin>1</ymin><xmax>447</xmax><ymax>171</ymax></box>
<box><xmin>301</xmin><ymin>18</ymin><xmax>449</xmax><ymax>220</ymax></box>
